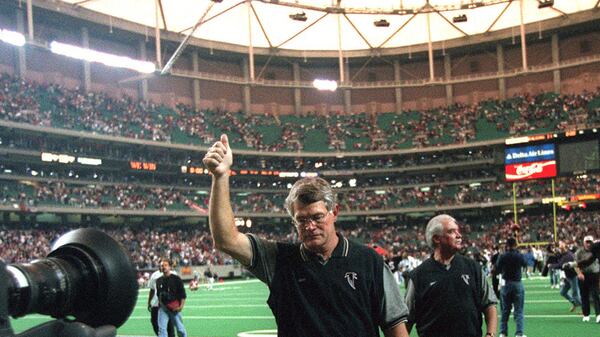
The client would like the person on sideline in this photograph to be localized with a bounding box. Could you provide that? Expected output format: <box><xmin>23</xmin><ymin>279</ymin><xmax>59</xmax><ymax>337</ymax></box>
<box><xmin>405</xmin><ymin>214</ymin><xmax>498</xmax><ymax>337</ymax></box>
<box><xmin>544</xmin><ymin>244</ymin><xmax>560</xmax><ymax>289</ymax></box>
<box><xmin>575</xmin><ymin>236</ymin><xmax>600</xmax><ymax>323</ymax></box>
<box><xmin>496</xmin><ymin>237</ymin><xmax>528</xmax><ymax>337</ymax></box>
<box><xmin>147</xmin><ymin>261</ymin><xmax>175</xmax><ymax>337</ymax></box>
<box><xmin>156</xmin><ymin>259</ymin><xmax>187</xmax><ymax>337</ymax></box>
<box><xmin>202</xmin><ymin>134</ymin><xmax>410</xmax><ymax>337</ymax></box>
<box><xmin>549</xmin><ymin>240</ymin><xmax>582</xmax><ymax>312</ymax></box>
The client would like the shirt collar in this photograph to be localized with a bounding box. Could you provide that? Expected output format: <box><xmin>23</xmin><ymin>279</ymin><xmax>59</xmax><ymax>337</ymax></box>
<box><xmin>430</xmin><ymin>252</ymin><xmax>457</xmax><ymax>270</ymax></box>
<box><xmin>300</xmin><ymin>233</ymin><xmax>349</xmax><ymax>263</ymax></box>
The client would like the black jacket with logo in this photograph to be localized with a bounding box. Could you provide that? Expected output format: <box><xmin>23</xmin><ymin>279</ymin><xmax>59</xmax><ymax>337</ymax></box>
<box><xmin>407</xmin><ymin>254</ymin><xmax>495</xmax><ymax>337</ymax></box>
<box><xmin>248</xmin><ymin>234</ymin><xmax>408</xmax><ymax>337</ymax></box>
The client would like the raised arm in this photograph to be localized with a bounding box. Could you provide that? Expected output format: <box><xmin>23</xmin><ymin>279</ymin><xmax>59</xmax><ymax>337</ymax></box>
<box><xmin>202</xmin><ymin>134</ymin><xmax>252</xmax><ymax>265</ymax></box>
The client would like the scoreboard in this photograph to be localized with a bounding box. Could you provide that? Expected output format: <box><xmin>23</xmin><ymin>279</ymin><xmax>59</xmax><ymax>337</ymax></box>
<box><xmin>558</xmin><ymin>139</ymin><xmax>600</xmax><ymax>174</ymax></box>
<box><xmin>505</xmin><ymin>128</ymin><xmax>599</xmax><ymax>181</ymax></box>
<box><xmin>505</xmin><ymin>143</ymin><xmax>556</xmax><ymax>181</ymax></box>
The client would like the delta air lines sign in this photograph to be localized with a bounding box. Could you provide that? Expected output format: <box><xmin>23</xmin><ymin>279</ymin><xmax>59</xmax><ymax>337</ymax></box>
<box><xmin>505</xmin><ymin>144</ymin><xmax>556</xmax><ymax>181</ymax></box>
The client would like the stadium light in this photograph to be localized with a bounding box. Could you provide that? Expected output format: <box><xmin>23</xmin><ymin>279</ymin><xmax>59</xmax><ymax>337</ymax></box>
<box><xmin>289</xmin><ymin>12</ymin><xmax>308</xmax><ymax>22</ymax></box>
<box><xmin>50</xmin><ymin>41</ymin><xmax>156</xmax><ymax>74</ymax></box>
<box><xmin>313</xmin><ymin>79</ymin><xmax>337</xmax><ymax>91</ymax></box>
<box><xmin>0</xmin><ymin>29</ymin><xmax>26</xmax><ymax>47</ymax></box>
<box><xmin>538</xmin><ymin>0</ymin><xmax>554</xmax><ymax>9</ymax></box>
<box><xmin>452</xmin><ymin>14</ymin><xmax>467</xmax><ymax>23</ymax></box>
<box><xmin>374</xmin><ymin>19</ymin><xmax>390</xmax><ymax>27</ymax></box>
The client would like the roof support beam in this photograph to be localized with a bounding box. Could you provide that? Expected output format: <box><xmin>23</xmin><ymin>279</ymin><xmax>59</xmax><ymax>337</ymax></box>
<box><xmin>250</xmin><ymin>2</ymin><xmax>273</xmax><ymax>48</ymax></box>
<box><xmin>178</xmin><ymin>1</ymin><xmax>245</xmax><ymax>34</ymax></box>
<box><xmin>377</xmin><ymin>13</ymin><xmax>417</xmax><ymax>49</ymax></box>
<box><xmin>154</xmin><ymin>0</ymin><xmax>162</xmax><ymax>69</ymax></box>
<box><xmin>427</xmin><ymin>12</ymin><xmax>434</xmax><ymax>81</ymax></box>
<box><xmin>337</xmin><ymin>13</ymin><xmax>344</xmax><ymax>83</ymax></box>
<box><xmin>486</xmin><ymin>1</ymin><xmax>512</xmax><ymax>33</ymax></box>
<box><xmin>247</xmin><ymin>0</ymin><xmax>255</xmax><ymax>82</ymax></box>
<box><xmin>73</xmin><ymin>0</ymin><xmax>97</xmax><ymax>5</ymax></box>
<box><xmin>433</xmin><ymin>10</ymin><xmax>468</xmax><ymax>37</ymax></box>
<box><xmin>160</xmin><ymin>2</ymin><xmax>216</xmax><ymax>75</ymax></box>
<box><xmin>157</xmin><ymin>0</ymin><xmax>168</xmax><ymax>31</ymax></box>
<box><xmin>276</xmin><ymin>12</ymin><xmax>328</xmax><ymax>49</ymax></box>
<box><xmin>519</xmin><ymin>0</ymin><xmax>528</xmax><ymax>71</ymax></box>
<box><xmin>343</xmin><ymin>14</ymin><xmax>373</xmax><ymax>50</ymax></box>
<box><xmin>256</xmin><ymin>54</ymin><xmax>274</xmax><ymax>81</ymax></box>
<box><xmin>26</xmin><ymin>0</ymin><xmax>34</xmax><ymax>40</ymax></box>
<box><xmin>350</xmin><ymin>56</ymin><xmax>373</xmax><ymax>82</ymax></box>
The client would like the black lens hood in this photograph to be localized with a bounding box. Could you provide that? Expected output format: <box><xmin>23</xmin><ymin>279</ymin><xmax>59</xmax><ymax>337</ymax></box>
<box><xmin>49</xmin><ymin>228</ymin><xmax>138</xmax><ymax>328</ymax></box>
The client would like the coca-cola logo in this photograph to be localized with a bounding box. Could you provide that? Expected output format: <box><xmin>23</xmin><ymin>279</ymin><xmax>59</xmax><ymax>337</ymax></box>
<box><xmin>505</xmin><ymin>160</ymin><xmax>556</xmax><ymax>181</ymax></box>
<box><xmin>515</xmin><ymin>162</ymin><xmax>546</xmax><ymax>176</ymax></box>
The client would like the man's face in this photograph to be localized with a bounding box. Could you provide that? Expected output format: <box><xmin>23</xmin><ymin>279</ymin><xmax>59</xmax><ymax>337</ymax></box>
<box><xmin>559</xmin><ymin>241</ymin><xmax>567</xmax><ymax>252</ymax></box>
<box><xmin>436</xmin><ymin>218</ymin><xmax>463</xmax><ymax>252</ymax></box>
<box><xmin>293</xmin><ymin>200</ymin><xmax>338</xmax><ymax>253</ymax></box>
<box><xmin>584</xmin><ymin>240</ymin><xmax>592</xmax><ymax>250</ymax></box>
<box><xmin>161</xmin><ymin>261</ymin><xmax>171</xmax><ymax>274</ymax></box>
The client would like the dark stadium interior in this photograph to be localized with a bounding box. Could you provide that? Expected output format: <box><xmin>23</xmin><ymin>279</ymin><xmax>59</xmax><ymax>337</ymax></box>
<box><xmin>1</xmin><ymin>0</ymin><xmax>600</xmax><ymax>336</ymax></box>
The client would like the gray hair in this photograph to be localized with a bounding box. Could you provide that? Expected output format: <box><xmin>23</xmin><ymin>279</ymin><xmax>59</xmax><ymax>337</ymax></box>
<box><xmin>425</xmin><ymin>214</ymin><xmax>455</xmax><ymax>248</ymax></box>
<box><xmin>284</xmin><ymin>177</ymin><xmax>336</xmax><ymax>218</ymax></box>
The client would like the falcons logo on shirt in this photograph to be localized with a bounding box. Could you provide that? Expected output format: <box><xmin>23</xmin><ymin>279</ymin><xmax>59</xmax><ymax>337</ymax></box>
<box><xmin>345</xmin><ymin>272</ymin><xmax>358</xmax><ymax>290</ymax></box>
<box><xmin>462</xmin><ymin>274</ymin><xmax>470</xmax><ymax>285</ymax></box>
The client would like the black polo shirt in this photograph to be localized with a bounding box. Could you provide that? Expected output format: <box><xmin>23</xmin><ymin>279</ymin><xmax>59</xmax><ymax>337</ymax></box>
<box><xmin>246</xmin><ymin>233</ymin><xmax>408</xmax><ymax>337</ymax></box>
<box><xmin>406</xmin><ymin>254</ymin><xmax>497</xmax><ymax>337</ymax></box>
<box><xmin>156</xmin><ymin>273</ymin><xmax>186</xmax><ymax>304</ymax></box>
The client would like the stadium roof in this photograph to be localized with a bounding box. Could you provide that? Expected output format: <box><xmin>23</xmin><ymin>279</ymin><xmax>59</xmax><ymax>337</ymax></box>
<box><xmin>57</xmin><ymin>0</ymin><xmax>598</xmax><ymax>56</ymax></box>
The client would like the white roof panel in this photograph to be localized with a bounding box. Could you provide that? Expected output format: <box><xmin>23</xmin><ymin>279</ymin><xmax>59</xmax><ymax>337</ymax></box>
<box><xmin>59</xmin><ymin>0</ymin><xmax>599</xmax><ymax>52</ymax></box>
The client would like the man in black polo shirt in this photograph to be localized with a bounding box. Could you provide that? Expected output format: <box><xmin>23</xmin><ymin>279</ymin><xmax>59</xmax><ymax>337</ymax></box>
<box><xmin>495</xmin><ymin>237</ymin><xmax>528</xmax><ymax>337</ymax></box>
<box><xmin>405</xmin><ymin>214</ymin><xmax>497</xmax><ymax>337</ymax></box>
<box><xmin>156</xmin><ymin>259</ymin><xmax>187</xmax><ymax>337</ymax></box>
<box><xmin>203</xmin><ymin>134</ymin><xmax>409</xmax><ymax>337</ymax></box>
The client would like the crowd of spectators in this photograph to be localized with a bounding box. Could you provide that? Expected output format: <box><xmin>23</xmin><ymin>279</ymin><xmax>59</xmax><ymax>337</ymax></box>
<box><xmin>0</xmin><ymin>180</ymin><xmax>197</xmax><ymax>211</ymax></box>
<box><xmin>0</xmin><ymin>157</ymin><xmax>496</xmax><ymax>190</ymax></box>
<box><xmin>481</xmin><ymin>90</ymin><xmax>600</xmax><ymax>134</ymax></box>
<box><xmin>1</xmin><ymin>174</ymin><xmax>598</xmax><ymax>213</ymax></box>
<box><xmin>0</xmin><ymin>123</ymin><xmax>495</xmax><ymax>174</ymax></box>
<box><xmin>0</xmin><ymin>222</ymin><xmax>298</xmax><ymax>269</ymax></box>
<box><xmin>2</xmin><ymin>209</ymin><xmax>598</xmax><ymax>272</ymax></box>
<box><xmin>2</xmin><ymin>73</ymin><xmax>600</xmax><ymax>153</ymax></box>
<box><xmin>2</xmin><ymin>73</ymin><xmax>600</xmax><ymax>282</ymax></box>
<box><xmin>0</xmin><ymin>224</ymin><xmax>227</xmax><ymax>269</ymax></box>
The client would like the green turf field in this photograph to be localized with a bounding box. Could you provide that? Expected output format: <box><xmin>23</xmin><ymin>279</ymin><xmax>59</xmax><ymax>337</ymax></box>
<box><xmin>9</xmin><ymin>277</ymin><xmax>599</xmax><ymax>337</ymax></box>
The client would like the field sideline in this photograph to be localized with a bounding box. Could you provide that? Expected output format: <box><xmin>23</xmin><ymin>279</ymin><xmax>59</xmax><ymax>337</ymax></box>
<box><xmin>9</xmin><ymin>277</ymin><xmax>599</xmax><ymax>337</ymax></box>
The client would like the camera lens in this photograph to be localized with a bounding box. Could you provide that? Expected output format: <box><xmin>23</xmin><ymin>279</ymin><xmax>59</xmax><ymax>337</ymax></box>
<box><xmin>6</xmin><ymin>228</ymin><xmax>138</xmax><ymax>328</ymax></box>
<box><xmin>7</xmin><ymin>254</ymin><xmax>87</xmax><ymax>318</ymax></box>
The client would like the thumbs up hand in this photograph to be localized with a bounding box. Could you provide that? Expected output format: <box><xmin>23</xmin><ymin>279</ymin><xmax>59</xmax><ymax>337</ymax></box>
<box><xmin>203</xmin><ymin>134</ymin><xmax>233</xmax><ymax>178</ymax></box>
